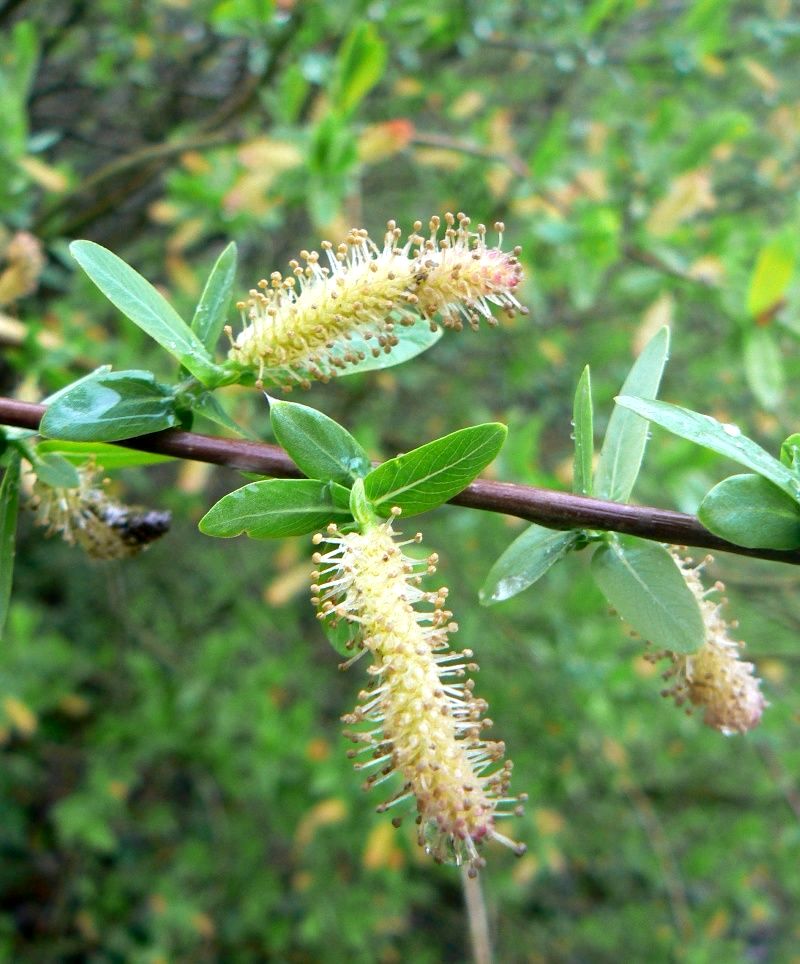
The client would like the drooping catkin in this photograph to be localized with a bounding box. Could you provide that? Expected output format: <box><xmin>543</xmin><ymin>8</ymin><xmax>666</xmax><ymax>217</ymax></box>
<box><xmin>28</xmin><ymin>462</ymin><xmax>170</xmax><ymax>560</ymax></box>
<box><xmin>655</xmin><ymin>553</ymin><xmax>765</xmax><ymax>734</ymax></box>
<box><xmin>311</xmin><ymin>512</ymin><xmax>526</xmax><ymax>874</ymax></box>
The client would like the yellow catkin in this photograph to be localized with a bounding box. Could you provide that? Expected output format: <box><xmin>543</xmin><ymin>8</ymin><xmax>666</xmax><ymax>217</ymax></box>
<box><xmin>228</xmin><ymin>213</ymin><xmax>525</xmax><ymax>388</ymax></box>
<box><xmin>28</xmin><ymin>462</ymin><xmax>170</xmax><ymax>560</ymax></box>
<box><xmin>657</xmin><ymin>553</ymin><xmax>765</xmax><ymax>734</ymax></box>
<box><xmin>311</xmin><ymin>512</ymin><xmax>526</xmax><ymax>874</ymax></box>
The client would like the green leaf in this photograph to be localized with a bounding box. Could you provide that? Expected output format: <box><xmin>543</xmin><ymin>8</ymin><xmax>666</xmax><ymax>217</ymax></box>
<box><xmin>40</xmin><ymin>370</ymin><xmax>181</xmax><ymax>442</ymax></box>
<box><xmin>191</xmin><ymin>242</ymin><xmax>237</xmax><ymax>353</ymax></box>
<box><xmin>192</xmin><ymin>392</ymin><xmax>256</xmax><ymax>439</ymax></box>
<box><xmin>238</xmin><ymin>321</ymin><xmax>443</xmax><ymax>391</ymax></box>
<box><xmin>595</xmin><ymin>327</ymin><xmax>669</xmax><ymax>503</ymax></box>
<box><xmin>681</xmin><ymin>0</ymin><xmax>731</xmax><ymax>54</ymax></box>
<box><xmin>614</xmin><ymin>396</ymin><xmax>800</xmax><ymax>502</ymax></box>
<box><xmin>780</xmin><ymin>433</ymin><xmax>800</xmax><ymax>472</ymax></box>
<box><xmin>270</xmin><ymin>399</ymin><xmax>370</xmax><ymax>485</ymax></box>
<box><xmin>747</xmin><ymin>232</ymin><xmax>796</xmax><ymax>318</ymax></box>
<box><xmin>44</xmin><ymin>365</ymin><xmax>112</xmax><ymax>405</ymax></box>
<box><xmin>698</xmin><ymin>474</ymin><xmax>800</xmax><ymax>550</ymax></box>
<box><xmin>307</xmin><ymin>113</ymin><xmax>355</xmax><ymax>188</ymax></box>
<box><xmin>31</xmin><ymin>452</ymin><xmax>80</xmax><ymax>489</ymax></box>
<box><xmin>591</xmin><ymin>536</ymin><xmax>705</xmax><ymax>654</ymax></box>
<box><xmin>70</xmin><ymin>241</ymin><xmax>221</xmax><ymax>385</ymax></box>
<box><xmin>349</xmin><ymin>477</ymin><xmax>378</xmax><ymax>528</ymax></box>
<box><xmin>572</xmin><ymin>365</ymin><xmax>594</xmax><ymax>496</ymax></box>
<box><xmin>530</xmin><ymin>109</ymin><xmax>569</xmax><ymax>180</ymax></box>
<box><xmin>0</xmin><ymin>22</ymin><xmax>38</xmax><ymax>154</ymax></box>
<box><xmin>301</xmin><ymin>320</ymin><xmax>444</xmax><ymax>382</ymax></box>
<box><xmin>319</xmin><ymin>615</ymin><xmax>357</xmax><ymax>661</ymax></box>
<box><xmin>581</xmin><ymin>0</ymin><xmax>630</xmax><ymax>35</ymax></box>
<box><xmin>0</xmin><ymin>452</ymin><xmax>21</xmax><ymax>641</ymax></box>
<box><xmin>743</xmin><ymin>327</ymin><xmax>784</xmax><ymax>411</ymax></box>
<box><xmin>35</xmin><ymin>440</ymin><xmax>172</xmax><ymax>470</ymax></box>
<box><xmin>480</xmin><ymin>525</ymin><xmax>580</xmax><ymax>605</ymax></box>
<box><xmin>210</xmin><ymin>0</ymin><xmax>275</xmax><ymax>34</ymax></box>
<box><xmin>199</xmin><ymin>479</ymin><xmax>352</xmax><ymax>539</ymax></box>
<box><xmin>331</xmin><ymin>22</ymin><xmax>387</xmax><ymax>115</ymax></box>
<box><xmin>364</xmin><ymin>423</ymin><xmax>507</xmax><ymax>518</ymax></box>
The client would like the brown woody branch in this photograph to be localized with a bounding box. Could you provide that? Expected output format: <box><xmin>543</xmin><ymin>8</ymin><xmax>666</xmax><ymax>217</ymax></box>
<box><xmin>1</xmin><ymin>396</ymin><xmax>799</xmax><ymax>566</ymax></box>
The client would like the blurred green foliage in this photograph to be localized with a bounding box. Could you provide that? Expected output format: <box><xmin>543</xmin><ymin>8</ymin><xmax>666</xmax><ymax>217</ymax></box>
<box><xmin>2</xmin><ymin>0</ymin><xmax>800</xmax><ymax>960</ymax></box>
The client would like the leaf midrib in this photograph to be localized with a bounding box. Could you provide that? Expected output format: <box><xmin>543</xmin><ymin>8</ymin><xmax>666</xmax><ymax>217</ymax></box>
<box><xmin>371</xmin><ymin>434</ymin><xmax>497</xmax><ymax>506</ymax></box>
<box><xmin>609</xmin><ymin>541</ymin><xmax>695</xmax><ymax>636</ymax></box>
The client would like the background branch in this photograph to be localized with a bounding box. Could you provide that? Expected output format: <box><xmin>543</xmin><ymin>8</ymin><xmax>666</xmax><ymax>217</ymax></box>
<box><xmin>1</xmin><ymin>395</ymin><xmax>798</xmax><ymax>567</ymax></box>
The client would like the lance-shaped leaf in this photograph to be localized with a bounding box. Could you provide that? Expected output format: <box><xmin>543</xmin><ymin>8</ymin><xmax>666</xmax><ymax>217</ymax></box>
<box><xmin>199</xmin><ymin>479</ymin><xmax>352</xmax><ymax>539</ymax></box>
<box><xmin>191</xmin><ymin>392</ymin><xmax>256</xmax><ymax>439</ymax></box>
<box><xmin>595</xmin><ymin>327</ymin><xmax>669</xmax><ymax>503</ymax></box>
<box><xmin>191</xmin><ymin>241</ymin><xmax>237</xmax><ymax>352</ymax></box>
<box><xmin>780</xmin><ymin>433</ymin><xmax>800</xmax><ymax>472</ymax></box>
<box><xmin>40</xmin><ymin>370</ymin><xmax>180</xmax><ymax>442</ymax></box>
<box><xmin>349</xmin><ymin>477</ymin><xmax>379</xmax><ymax>528</ymax></box>
<box><xmin>270</xmin><ymin>399</ymin><xmax>370</xmax><ymax>485</ymax></box>
<box><xmin>36</xmin><ymin>440</ymin><xmax>171</xmax><ymax>470</ymax></box>
<box><xmin>698</xmin><ymin>474</ymin><xmax>800</xmax><ymax>550</ymax></box>
<box><xmin>591</xmin><ymin>535</ymin><xmax>705</xmax><ymax>654</ymax></box>
<box><xmin>572</xmin><ymin>365</ymin><xmax>594</xmax><ymax>496</ymax></box>
<box><xmin>233</xmin><ymin>321</ymin><xmax>444</xmax><ymax>389</ymax></box>
<box><xmin>304</xmin><ymin>322</ymin><xmax>443</xmax><ymax>381</ymax></box>
<box><xmin>0</xmin><ymin>452</ymin><xmax>21</xmax><ymax>641</ymax></box>
<box><xmin>70</xmin><ymin>241</ymin><xmax>222</xmax><ymax>385</ymax></box>
<box><xmin>614</xmin><ymin>396</ymin><xmax>800</xmax><ymax>502</ymax></box>
<box><xmin>330</xmin><ymin>21</ymin><xmax>387</xmax><ymax>116</ymax></box>
<box><xmin>747</xmin><ymin>232</ymin><xmax>795</xmax><ymax>318</ymax></box>
<box><xmin>743</xmin><ymin>327</ymin><xmax>784</xmax><ymax>411</ymax></box>
<box><xmin>30</xmin><ymin>452</ymin><xmax>80</xmax><ymax>488</ymax></box>
<box><xmin>364</xmin><ymin>423</ymin><xmax>507</xmax><ymax>517</ymax></box>
<box><xmin>45</xmin><ymin>365</ymin><xmax>112</xmax><ymax>404</ymax></box>
<box><xmin>480</xmin><ymin>524</ymin><xmax>580</xmax><ymax>605</ymax></box>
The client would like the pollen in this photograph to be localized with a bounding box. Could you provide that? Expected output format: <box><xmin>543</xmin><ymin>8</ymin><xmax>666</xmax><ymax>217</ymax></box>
<box><xmin>311</xmin><ymin>513</ymin><xmax>526</xmax><ymax>874</ymax></box>
<box><xmin>653</xmin><ymin>553</ymin><xmax>765</xmax><ymax>735</ymax></box>
<box><xmin>229</xmin><ymin>214</ymin><xmax>526</xmax><ymax>388</ymax></box>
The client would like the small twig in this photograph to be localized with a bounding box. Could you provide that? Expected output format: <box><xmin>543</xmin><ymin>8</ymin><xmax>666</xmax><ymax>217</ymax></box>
<box><xmin>595</xmin><ymin>737</ymin><xmax>692</xmax><ymax>940</ymax></box>
<box><xmin>31</xmin><ymin>12</ymin><xmax>306</xmax><ymax>240</ymax></box>
<box><xmin>1</xmin><ymin>396</ymin><xmax>800</xmax><ymax>566</ymax></box>
<box><xmin>461</xmin><ymin>866</ymin><xmax>493</xmax><ymax>964</ymax></box>
<box><xmin>621</xmin><ymin>775</ymin><xmax>693</xmax><ymax>941</ymax></box>
<box><xmin>624</xmin><ymin>246</ymin><xmax>714</xmax><ymax>288</ymax></box>
<box><xmin>33</xmin><ymin>134</ymin><xmax>238</xmax><ymax>232</ymax></box>
<box><xmin>198</xmin><ymin>15</ymin><xmax>305</xmax><ymax>135</ymax></box>
<box><xmin>410</xmin><ymin>132</ymin><xmax>529</xmax><ymax>179</ymax></box>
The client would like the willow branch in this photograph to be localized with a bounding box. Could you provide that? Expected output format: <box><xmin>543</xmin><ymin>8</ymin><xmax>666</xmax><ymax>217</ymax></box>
<box><xmin>33</xmin><ymin>134</ymin><xmax>238</xmax><ymax>233</ymax></box>
<box><xmin>1</xmin><ymin>396</ymin><xmax>798</xmax><ymax>566</ymax></box>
